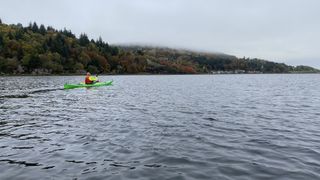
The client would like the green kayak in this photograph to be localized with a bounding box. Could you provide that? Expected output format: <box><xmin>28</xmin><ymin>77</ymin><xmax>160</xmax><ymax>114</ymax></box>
<box><xmin>64</xmin><ymin>80</ymin><xmax>113</xmax><ymax>90</ymax></box>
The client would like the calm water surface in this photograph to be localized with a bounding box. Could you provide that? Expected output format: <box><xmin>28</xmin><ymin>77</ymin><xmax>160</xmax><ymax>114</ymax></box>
<box><xmin>0</xmin><ymin>74</ymin><xmax>320</xmax><ymax>180</ymax></box>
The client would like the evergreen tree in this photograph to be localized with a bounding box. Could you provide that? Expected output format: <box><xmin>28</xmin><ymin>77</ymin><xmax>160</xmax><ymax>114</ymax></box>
<box><xmin>51</xmin><ymin>33</ymin><xmax>65</xmax><ymax>55</ymax></box>
<box><xmin>17</xmin><ymin>47</ymin><xmax>24</xmax><ymax>60</ymax></box>
<box><xmin>32</xmin><ymin>22</ymin><xmax>39</xmax><ymax>32</ymax></box>
<box><xmin>39</xmin><ymin>24</ymin><xmax>46</xmax><ymax>35</ymax></box>
<box><xmin>62</xmin><ymin>28</ymin><xmax>75</xmax><ymax>38</ymax></box>
<box><xmin>8</xmin><ymin>32</ymin><xmax>14</xmax><ymax>40</ymax></box>
<box><xmin>79</xmin><ymin>33</ymin><xmax>90</xmax><ymax>46</ymax></box>
<box><xmin>111</xmin><ymin>47</ymin><xmax>119</xmax><ymax>56</ymax></box>
<box><xmin>96</xmin><ymin>37</ymin><xmax>104</xmax><ymax>47</ymax></box>
<box><xmin>0</xmin><ymin>34</ymin><xmax>3</xmax><ymax>54</ymax></box>
<box><xmin>47</xmin><ymin>26</ymin><xmax>55</xmax><ymax>32</ymax></box>
<box><xmin>0</xmin><ymin>18</ymin><xmax>2</xmax><ymax>24</ymax></box>
<box><xmin>16</xmin><ymin>23</ymin><xmax>23</xmax><ymax>28</ymax></box>
<box><xmin>24</xmin><ymin>54</ymin><xmax>42</xmax><ymax>70</ymax></box>
<box><xmin>15</xmin><ymin>28</ymin><xmax>24</xmax><ymax>40</ymax></box>
<box><xmin>0</xmin><ymin>34</ymin><xmax>3</xmax><ymax>47</ymax></box>
<box><xmin>27</xmin><ymin>22</ymin><xmax>33</xmax><ymax>30</ymax></box>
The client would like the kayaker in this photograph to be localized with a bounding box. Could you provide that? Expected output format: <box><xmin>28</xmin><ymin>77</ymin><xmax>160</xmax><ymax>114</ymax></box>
<box><xmin>85</xmin><ymin>72</ymin><xmax>98</xmax><ymax>84</ymax></box>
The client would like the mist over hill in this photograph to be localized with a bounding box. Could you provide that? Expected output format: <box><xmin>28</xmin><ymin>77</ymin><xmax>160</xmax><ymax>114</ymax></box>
<box><xmin>0</xmin><ymin>19</ymin><xmax>319</xmax><ymax>75</ymax></box>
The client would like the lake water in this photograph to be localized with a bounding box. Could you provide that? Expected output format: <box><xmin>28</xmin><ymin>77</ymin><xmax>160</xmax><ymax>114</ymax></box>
<box><xmin>0</xmin><ymin>74</ymin><xmax>320</xmax><ymax>180</ymax></box>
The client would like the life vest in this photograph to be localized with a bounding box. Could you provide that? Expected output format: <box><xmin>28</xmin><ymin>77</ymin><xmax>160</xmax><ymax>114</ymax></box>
<box><xmin>85</xmin><ymin>76</ymin><xmax>98</xmax><ymax>84</ymax></box>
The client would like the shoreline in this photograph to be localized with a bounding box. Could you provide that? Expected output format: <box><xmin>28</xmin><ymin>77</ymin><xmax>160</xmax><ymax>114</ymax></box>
<box><xmin>1</xmin><ymin>72</ymin><xmax>319</xmax><ymax>77</ymax></box>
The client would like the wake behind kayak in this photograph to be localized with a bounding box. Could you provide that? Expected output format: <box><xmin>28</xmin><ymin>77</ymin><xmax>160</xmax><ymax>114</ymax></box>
<box><xmin>64</xmin><ymin>80</ymin><xmax>113</xmax><ymax>90</ymax></box>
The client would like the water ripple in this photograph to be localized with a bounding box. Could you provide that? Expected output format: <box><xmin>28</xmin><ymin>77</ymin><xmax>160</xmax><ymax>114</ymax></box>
<box><xmin>0</xmin><ymin>75</ymin><xmax>320</xmax><ymax>179</ymax></box>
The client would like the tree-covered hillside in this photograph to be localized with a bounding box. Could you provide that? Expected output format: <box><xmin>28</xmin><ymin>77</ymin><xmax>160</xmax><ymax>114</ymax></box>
<box><xmin>0</xmin><ymin>19</ymin><xmax>319</xmax><ymax>74</ymax></box>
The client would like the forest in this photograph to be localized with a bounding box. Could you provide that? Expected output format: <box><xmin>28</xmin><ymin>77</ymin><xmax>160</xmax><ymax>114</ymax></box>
<box><xmin>0</xmin><ymin>19</ymin><xmax>319</xmax><ymax>75</ymax></box>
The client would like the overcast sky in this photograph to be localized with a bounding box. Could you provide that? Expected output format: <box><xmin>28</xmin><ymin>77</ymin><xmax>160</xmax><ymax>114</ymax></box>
<box><xmin>1</xmin><ymin>0</ymin><xmax>319</xmax><ymax>68</ymax></box>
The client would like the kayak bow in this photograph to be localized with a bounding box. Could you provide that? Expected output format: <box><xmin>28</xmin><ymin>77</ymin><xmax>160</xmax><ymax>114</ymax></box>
<box><xmin>64</xmin><ymin>80</ymin><xmax>113</xmax><ymax>90</ymax></box>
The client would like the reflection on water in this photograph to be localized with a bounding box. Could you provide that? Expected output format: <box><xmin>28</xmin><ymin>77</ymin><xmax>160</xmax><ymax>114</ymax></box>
<box><xmin>0</xmin><ymin>74</ymin><xmax>320</xmax><ymax>180</ymax></box>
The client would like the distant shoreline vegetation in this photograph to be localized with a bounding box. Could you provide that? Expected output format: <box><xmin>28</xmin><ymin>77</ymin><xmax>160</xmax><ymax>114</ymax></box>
<box><xmin>0</xmin><ymin>19</ymin><xmax>319</xmax><ymax>75</ymax></box>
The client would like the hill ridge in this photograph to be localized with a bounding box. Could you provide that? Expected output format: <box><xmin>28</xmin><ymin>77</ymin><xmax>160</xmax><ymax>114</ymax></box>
<box><xmin>0</xmin><ymin>19</ymin><xmax>319</xmax><ymax>74</ymax></box>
